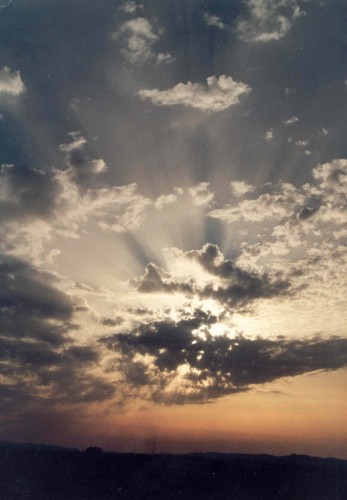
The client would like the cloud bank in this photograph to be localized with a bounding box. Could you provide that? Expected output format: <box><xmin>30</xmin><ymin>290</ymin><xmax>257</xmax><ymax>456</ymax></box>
<box><xmin>102</xmin><ymin>308</ymin><xmax>347</xmax><ymax>404</ymax></box>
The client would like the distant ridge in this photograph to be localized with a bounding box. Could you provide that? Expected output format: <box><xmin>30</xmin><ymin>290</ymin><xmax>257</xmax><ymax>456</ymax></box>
<box><xmin>0</xmin><ymin>441</ymin><xmax>346</xmax><ymax>463</ymax></box>
<box><xmin>0</xmin><ymin>440</ymin><xmax>78</xmax><ymax>452</ymax></box>
<box><xmin>0</xmin><ymin>443</ymin><xmax>346</xmax><ymax>499</ymax></box>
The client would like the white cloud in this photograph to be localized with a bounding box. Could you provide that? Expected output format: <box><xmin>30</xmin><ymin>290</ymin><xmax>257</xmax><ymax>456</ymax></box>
<box><xmin>46</xmin><ymin>248</ymin><xmax>62</xmax><ymax>265</ymax></box>
<box><xmin>138</xmin><ymin>75</ymin><xmax>251</xmax><ymax>112</ymax></box>
<box><xmin>155</xmin><ymin>193</ymin><xmax>178</xmax><ymax>210</ymax></box>
<box><xmin>264</xmin><ymin>128</ymin><xmax>274</xmax><ymax>142</ymax></box>
<box><xmin>54</xmin><ymin>174</ymin><xmax>152</xmax><ymax>235</ymax></box>
<box><xmin>295</xmin><ymin>139</ymin><xmax>309</xmax><ymax>147</ymax></box>
<box><xmin>189</xmin><ymin>182</ymin><xmax>214</xmax><ymax>206</ymax></box>
<box><xmin>230</xmin><ymin>181</ymin><xmax>255</xmax><ymax>197</ymax></box>
<box><xmin>112</xmin><ymin>17</ymin><xmax>173</xmax><ymax>65</ymax></box>
<box><xmin>237</xmin><ymin>0</ymin><xmax>305</xmax><ymax>43</ymax></box>
<box><xmin>0</xmin><ymin>66</ymin><xmax>25</xmax><ymax>96</ymax></box>
<box><xmin>119</xmin><ymin>1</ymin><xmax>143</xmax><ymax>14</ymax></box>
<box><xmin>59</xmin><ymin>132</ymin><xmax>107</xmax><ymax>183</ymax></box>
<box><xmin>284</xmin><ymin>115</ymin><xmax>299</xmax><ymax>125</ymax></box>
<box><xmin>0</xmin><ymin>133</ymin><xmax>153</xmax><ymax>261</ymax></box>
<box><xmin>208</xmin><ymin>160</ymin><xmax>347</xmax><ymax>268</ymax></box>
<box><xmin>203</xmin><ymin>12</ymin><xmax>226</xmax><ymax>30</ymax></box>
<box><xmin>156</xmin><ymin>52</ymin><xmax>175</xmax><ymax>65</ymax></box>
<box><xmin>209</xmin><ymin>182</ymin><xmax>305</xmax><ymax>224</ymax></box>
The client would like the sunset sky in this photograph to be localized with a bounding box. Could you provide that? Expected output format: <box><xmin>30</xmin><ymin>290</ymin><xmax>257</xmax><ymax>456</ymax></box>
<box><xmin>1</xmin><ymin>0</ymin><xmax>347</xmax><ymax>458</ymax></box>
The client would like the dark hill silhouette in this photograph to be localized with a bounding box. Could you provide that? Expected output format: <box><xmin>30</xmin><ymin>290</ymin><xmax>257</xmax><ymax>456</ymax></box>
<box><xmin>0</xmin><ymin>442</ymin><xmax>346</xmax><ymax>499</ymax></box>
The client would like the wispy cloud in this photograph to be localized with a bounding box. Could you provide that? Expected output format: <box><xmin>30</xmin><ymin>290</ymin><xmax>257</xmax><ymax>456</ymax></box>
<box><xmin>264</xmin><ymin>127</ymin><xmax>274</xmax><ymax>142</ymax></box>
<box><xmin>237</xmin><ymin>0</ymin><xmax>306</xmax><ymax>43</ymax></box>
<box><xmin>119</xmin><ymin>1</ymin><xmax>143</xmax><ymax>14</ymax></box>
<box><xmin>203</xmin><ymin>12</ymin><xmax>226</xmax><ymax>30</ymax></box>
<box><xmin>112</xmin><ymin>17</ymin><xmax>173</xmax><ymax>64</ymax></box>
<box><xmin>0</xmin><ymin>66</ymin><xmax>25</xmax><ymax>96</ymax></box>
<box><xmin>284</xmin><ymin>115</ymin><xmax>299</xmax><ymax>125</ymax></box>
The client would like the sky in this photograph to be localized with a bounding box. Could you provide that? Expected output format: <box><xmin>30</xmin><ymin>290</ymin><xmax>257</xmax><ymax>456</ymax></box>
<box><xmin>0</xmin><ymin>0</ymin><xmax>347</xmax><ymax>458</ymax></box>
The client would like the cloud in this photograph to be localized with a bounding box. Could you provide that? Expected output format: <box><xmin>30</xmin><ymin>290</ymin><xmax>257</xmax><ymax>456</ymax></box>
<box><xmin>112</xmin><ymin>17</ymin><xmax>173</xmax><ymax>65</ymax></box>
<box><xmin>210</xmin><ymin>160</ymin><xmax>347</xmax><ymax>295</ymax></box>
<box><xmin>203</xmin><ymin>13</ymin><xmax>226</xmax><ymax>30</ymax></box>
<box><xmin>119</xmin><ymin>1</ymin><xmax>143</xmax><ymax>14</ymax></box>
<box><xmin>0</xmin><ymin>136</ymin><xmax>152</xmax><ymax>259</ymax></box>
<box><xmin>237</xmin><ymin>0</ymin><xmax>305</xmax><ymax>43</ymax></box>
<box><xmin>284</xmin><ymin>115</ymin><xmax>299</xmax><ymax>125</ymax></box>
<box><xmin>155</xmin><ymin>193</ymin><xmax>178</xmax><ymax>210</ymax></box>
<box><xmin>0</xmin><ymin>66</ymin><xmax>25</xmax><ymax>96</ymax></box>
<box><xmin>0</xmin><ymin>255</ymin><xmax>75</xmax><ymax>344</ymax></box>
<box><xmin>189</xmin><ymin>182</ymin><xmax>214</xmax><ymax>206</ymax></box>
<box><xmin>0</xmin><ymin>163</ymin><xmax>60</xmax><ymax>222</ymax></box>
<box><xmin>264</xmin><ymin>128</ymin><xmax>274</xmax><ymax>142</ymax></box>
<box><xmin>133</xmin><ymin>243</ymin><xmax>290</xmax><ymax>309</ymax></box>
<box><xmin>230</xmin><ymin>181</ymin><xmax>255</xmax><ymax>197</ymax></box>
<box><xmin>101</xmin><ymin>308</ymin><xmax>347</xmax><ymax>404</ymax></box>
<box><xmin>59</xmin><ymin>132</ymin><xmax>107</xmax><ymax>185</ymax></box>
<box><xmin>208</xmin><ymin>182</ymin><xmax>305</xmax><ymax>224</ymax></box>
<box><xmin>295</xmin><ymin>139</ymin><xmax>309</xmax><ymax>147</ymax></box>
<box><xmin>138</xmin><ymin>75</ymin><xmax>251</xmax><ymax>112</ymax></box>
<box><xmin>0</xmin><ymin>254</ymin><xmax>116</xmax><ymax>422</ymax></box>
<box><xmin>185</xmin><ymin>244</ymin><xmax>290</xmax><ymax>306</ymax></box>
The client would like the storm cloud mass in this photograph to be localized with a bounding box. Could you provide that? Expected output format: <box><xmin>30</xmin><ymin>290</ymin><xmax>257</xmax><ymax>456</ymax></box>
<box><xmin>0</xmin><ymin>0</ymin><xmax>346</xmax><ymax>454</ymax></box>
<box><xmin>101</xmin><ymin>310</ymin><xmax>347</xmax><ymax>404</ymax></box>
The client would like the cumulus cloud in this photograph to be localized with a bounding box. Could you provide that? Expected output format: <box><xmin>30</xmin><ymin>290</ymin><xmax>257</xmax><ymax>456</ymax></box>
<box><xmin>59</xmin><ymin>132</ymin><xmax>107</xmax><ymax>185</ymax></box>
<box><xmin>133</xmin><ymin>243</ymin><xmax>290</xmax><ymax>309</ymax></box>
<box><xmin>112</xmin><ymin>17</ymin><xmax>173</xmax><ymax>64</ymax></box>
<box><xmin>101</xmin><ymin>308</ymin><xmax>347</xmax><ymax>404</ymax></box>
<box><xmin>295</xmin><ymin>139</ymin><xmax>309</xmax><ymax>147</ymax></box>
<box><xmin>189</xmin><ymin>182</ymin><xmax>214</xmax><ymax>206</ymax></box>
<box><xmin>209</xmin><ymin>182</ymin><xmax>305</xmax><ymax>224</ymax></box>
<box><xmin>209</xmin><ymin>160</ymin><xmax>347</xmax><ymax>296</ymax></box>
<box><xmin>203</xmin><ymin>12</ymin><xmax>226</xmax><ymax>30</ymax></box>
<box><xmin>138</xmin><ymin>75</ymin><xmax>251</xmax><ymax>112</ymax></box>
<box><xmin>155</xmin><ymin>193</ymin><xmax>178</xmax><ymax>210</ymax></box>
<box><xmin>230</xmin><ymin>180</ymin><xmax>255</xmax><ymax>197</ymax></box>
<box><xmin>0</xmin><ymin>66</ymin><xmax>25</xmax><ymax>96</ymax></box>
<box><xmin>237</xmin><ymin>0</ymin><xmax>305</xmax><ymax>43</ymax></box>
<box><xmin>0</xmin><ymin>136</ymin><xmax>152</xmax><ymax>259</ymax></box>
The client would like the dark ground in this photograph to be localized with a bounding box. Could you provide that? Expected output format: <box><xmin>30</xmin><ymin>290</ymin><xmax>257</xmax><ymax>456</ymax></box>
<box><xmin>0</xmin><ymin>442</ymin><xmax>346</xmax><ymax>499</ymax></box>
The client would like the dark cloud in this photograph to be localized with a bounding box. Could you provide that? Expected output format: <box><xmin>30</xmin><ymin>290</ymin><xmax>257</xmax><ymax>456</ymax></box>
<box><xmin>134</xmin><ymin>263</ymin><xmax>195</xmax><ymax>296</ymax></box>
<box><xmin>0</xmin><ymin>255</ymin><xmax>75</xmax><ymax>343</ymax></box>
<box><xmin>297</xmin><ymin>205</ymin><xmax>320</xmax><ymax>220</ymax></box>
<box><xmin>134</xmin><ymin>244</ymin><xmax>291</xmax><ymax>309</ymax></box>
<box><xmin>102</xmin><ymin>310</ymin><xmax>347</xmax><ymax>404</ymax></box>
<box><xmin>59</xmin><ymin>133</ymin><xmax>106</xmax><ymax>186</ymax></box>
<box><xmin>126</xmin><ymin>307</ymin><xmax>155</xmax><ymax>316</ymax></box>
<box><xmin>101</xmin><ymin>317</ymin><xmax>125</xmax><ymax>327</ymax></box>
<box><xmin>0</xmin><ymin>135</ymin><xmax>106</xmax><ymax>239</ymax></box>
<box><xmin>0</xmin><ymin>163</ymin><xmax>60</xmax><ymax>222</ymax></box>
<box><xmin>187</xmin><ymin>243</ymin><xmax>291</xmax><ymax>305</ymax></box>
<box><xmin>0</xmin><ymin>255</ymin><xmax>115</xmax><ymax>420</ymax></box>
